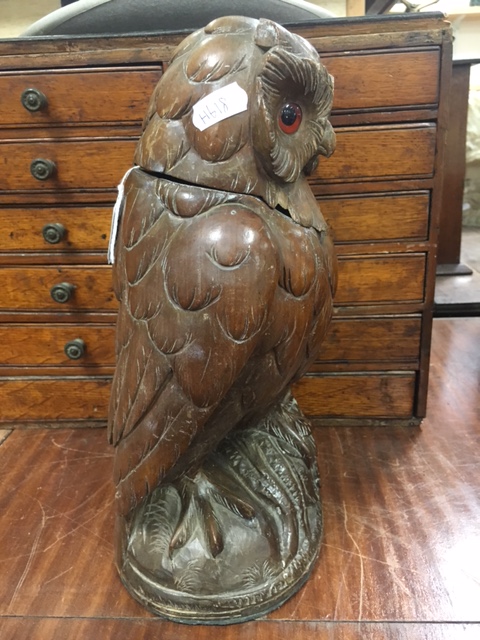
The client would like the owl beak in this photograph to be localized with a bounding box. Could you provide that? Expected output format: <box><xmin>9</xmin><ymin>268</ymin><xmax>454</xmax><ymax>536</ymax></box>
<box><xmin>319</xmin><ymin>124</ymin><xmax>336</xmax><ymax>159</ymax></box>
<box><xmin>303</xmin><ymin>124</ymin><xmax>336</xmax><ymax>177</ymax></box>
<box><xmin>303</xmin><ymin>156</ymin><xmax>319</xmax><ymax>177</ymax></box>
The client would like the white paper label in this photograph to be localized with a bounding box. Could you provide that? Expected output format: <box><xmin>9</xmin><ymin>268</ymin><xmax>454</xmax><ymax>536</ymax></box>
<box><xmin>192</xmin><ymin>82</ymin><xmax>248</xmax><ymax>132</ymax></box>
<box><xmin>107</xmin><ymin>167</ymin><xmax>135</xmax><ymax>265</ymax></box>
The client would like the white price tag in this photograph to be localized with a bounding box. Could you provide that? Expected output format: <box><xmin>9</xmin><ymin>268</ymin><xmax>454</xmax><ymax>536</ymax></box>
<box><xmin>107</xmin><ymin>167</ymin><xmax>135</xmax><ymax>265</ymax></box>
<box><xmin>192</xmin><ymin>82</ymin><xmax>248</xmax><ymax>132</ymax></box>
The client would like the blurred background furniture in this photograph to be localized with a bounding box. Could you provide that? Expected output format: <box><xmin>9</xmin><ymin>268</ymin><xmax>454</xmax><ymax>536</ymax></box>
<box><xmin>437</xmin><ymin>59</ymin><xmax>479</xmax><ymax>276</ymax></box>
<box><xmin>22</xmin><ymin>0</ymin><xmax>334</xmax><ymax>35</ymax></box>
<box><xmin>433</xmin><ymin>5</ymin><xmax>480</xmax><ymax>316</ymax></box>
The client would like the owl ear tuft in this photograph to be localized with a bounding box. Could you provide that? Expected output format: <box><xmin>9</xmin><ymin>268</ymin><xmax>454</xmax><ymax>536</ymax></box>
<box><xmin>254</xmin><ymin>19</ymin><xmax>287</xmax><ymax>50</ymax></box>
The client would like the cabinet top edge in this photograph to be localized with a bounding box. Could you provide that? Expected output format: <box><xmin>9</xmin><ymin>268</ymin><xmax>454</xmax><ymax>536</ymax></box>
<box><xmin>0</xmin><ymin>12</ymin><xmax>452</xmax><ymax>60</ymax></box>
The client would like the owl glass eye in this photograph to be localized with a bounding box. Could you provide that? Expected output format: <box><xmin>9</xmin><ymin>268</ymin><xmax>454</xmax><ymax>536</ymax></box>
<box><xmin>278</xmin><ymin>103</ymin><xmax>302</xmax><ymax>134</ymax></box>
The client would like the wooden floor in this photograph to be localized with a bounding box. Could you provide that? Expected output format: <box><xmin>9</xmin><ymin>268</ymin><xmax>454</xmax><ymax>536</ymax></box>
<box><xmin>0</xmin><ymin>318</ymin><xmax>479</xmax><ymax>639</ymax></box>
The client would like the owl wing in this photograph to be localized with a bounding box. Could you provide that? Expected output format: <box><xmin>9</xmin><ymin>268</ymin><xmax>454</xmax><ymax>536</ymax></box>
<box><xmin>108</xmin><ymin>169</ymin><xmax>280</xmax><ymax>516</ymax></box>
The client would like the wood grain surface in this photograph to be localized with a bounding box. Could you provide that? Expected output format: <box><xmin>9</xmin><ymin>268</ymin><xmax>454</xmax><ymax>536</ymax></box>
<box><xmin>0</xmin><ymin>206</ymin><xmax>111</xmax><ymax>254</ymax></box>
<box><xmin>293</xmin><ymin>372</ymin><xmax>416</xmax><ymax>418</ymax></box>
<box><xmin>336</xmin><ymin>254</ymin><xmax>426</xmax><ymax>305</ymax></box>
<box><xmin>313</xmin><ymin>125</ymin><xmax>437</xmax><ymax>184</ymax></box>
<box><xmin>0</xmin><ymin>67</ymin><xmax>161</xmax><ymax>127</ymax></box>
<box><xmin>0</xmin><ymin>620</ymin><xmax>478</xmax><ymax>640</ymax></box>
<box><xmin>324</xmin><ymin>49</ymin><xmax>440</xmax><ymax>112</ymax></box>
<box><xmin>316</xmin><ymin>316</ymin><xmax>421</xmax><ymax>363</ymax></box>
<box><xmin>0</xmin><ymin>15</ymin><xmax>450</xmax><ymax>71</ymax></box>
<box><xmin>0</xmin><ymin>377</ymin><xmax>111</xmax><ymax>422</ymax></box>
<box><xmin>436</xmin><ymin>62</ymin><xmax>472</xmax><ymax>266</ymax></box>
<box><xmin>0</xmin><ymin>318</ymin><xmax>478</xmax><ymax>637</ymax></box>
<box><xmin>319</xmin><ymin>192</ymin><xmax>430</xmax><ymax>244</ymax></box>
<box><xmin>0</xmin><ymin>125</ymin><xmax>437</xmax><ymax>193</ymax></box>
<box><xmin>0</xmin><ymin>258</ymin><xmax>427</xmax><ymax>312</ymax></box>
<box><xmin>0</xmin><ymin>318</ymin><xmax>422</xmax><ymax>369</ymax></box>
<box><xmin>0</xmin><ymin>266</ymin><xmax>116</xmax><ymax>311</ymax></box>
<box><xmin>0</xmin><ymin>324</ymin><xmax>115</xmax><ymax>367</ymax></box>
<box><xmin>0</xmin><ymin>139</ymin><xmax>136</xmax><ymax>191</ymax></box>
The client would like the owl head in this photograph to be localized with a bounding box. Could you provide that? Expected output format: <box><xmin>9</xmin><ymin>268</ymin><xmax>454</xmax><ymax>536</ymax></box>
<box><xmin>135</xmin><ymin>16</ymin><xmax>335</xmax><ymax>228</ymax></box>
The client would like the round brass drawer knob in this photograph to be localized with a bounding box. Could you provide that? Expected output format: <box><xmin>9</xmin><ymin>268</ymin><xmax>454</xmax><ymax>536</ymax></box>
<box><xmin>50</xmin><ymin>282</ymin><xmax>75</xmax><ymax>304</ymax></box>
<box><xmin>42</xmin><ymin>223</ymin><xmax>66</xmax><ymax>244</ymax></box>
<box><xmin>21</xmin><ymin>87</ymin><xmax>48</xmax><ymax>112</ymax></box>
<box><xmin>64</xmin><ymin>338</ymin><xmax>85</xmax><ymax>360</ymax></box>
<box><xmin>31</xmin><ymin>158</ymin><xmax>56</xmax><ymax>181</ymax></box>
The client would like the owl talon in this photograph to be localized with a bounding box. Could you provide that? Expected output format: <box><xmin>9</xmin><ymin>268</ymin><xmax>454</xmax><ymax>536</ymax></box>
<box><xmin>168</xmin><ymin>465</ymin><xmax>291</xmax><ymax>562</ymax></box>
<box><xmin>168</xmin><ymin>477</ymin><xmax>198</xmax><ymax>555</ymax></box>
<box><xmin>126</xmin><ymin>412</ymin><xmax>322</xmax><ymax>619</ymax></box>
<box><xmin>168</xmin><ymin>475</ymin><xmax>228</xmax><ymax>558</ymax></box>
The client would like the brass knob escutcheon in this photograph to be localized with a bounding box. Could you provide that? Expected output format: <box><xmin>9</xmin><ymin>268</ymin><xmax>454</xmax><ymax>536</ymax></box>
<box><xmin>21</xmin><ymin>88</ymin><xmax>48</xmax><ymax>112</ymax></box>
<box><xmin>64</xmin><ymin>338</ymin><xmax>85</xmax><ymax>360</ymax></box>
<box><xmin>31</xmin><ymin>158</ymin><xmax>56</xmax><ymax>181</ymax></box>
<box><xmin>50</xmin><ymin>282</ymin><xmax>75</xmax><ymax>304</ymax></box>
<box><xmin>42</xmin><ymin>223</ymin><xmax>66</xmax><ymax>244</ymax></box>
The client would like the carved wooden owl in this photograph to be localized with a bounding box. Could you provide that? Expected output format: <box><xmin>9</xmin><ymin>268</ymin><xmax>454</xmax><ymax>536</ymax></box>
<box><xmin>108</xmin><ymin>15</ymin><xmax>336</xmax><ymax>624</ymax></box>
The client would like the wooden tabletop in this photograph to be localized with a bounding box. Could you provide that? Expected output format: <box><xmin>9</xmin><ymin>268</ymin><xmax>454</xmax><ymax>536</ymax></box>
<box><xmin>0</xmin><ymin>317</ymin><xmax>479</xmax><ymax>639</ymax></box>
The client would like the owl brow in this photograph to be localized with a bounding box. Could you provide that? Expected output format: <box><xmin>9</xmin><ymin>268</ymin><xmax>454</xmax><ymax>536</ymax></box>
<box><xmin>313</xmin><ymin>69</ymin><xmax>335</xmax><ymax>115</ymax></box>
<box><xmin>261</xmin><ymin>55</ymin><xmax>289</xmax><ymax>85</ymax></box>
<box><xmin>260</xmin><ymin>76</ymin><xmax>281</xmax><ymax>99</ymax></box>
<box><xmin>289</xmin><ymin>56</ymin><xmax>308</xmax><ymax>91</ymax></box>
<box><xmin>289</xmin><ymin>57</ymin><xmax>330</xmax><ymax>106</ymax></box>
<box><xmin>260</xmin><ymin>49</ymin><xmax>326</xmax><ymax>106</ymax></box>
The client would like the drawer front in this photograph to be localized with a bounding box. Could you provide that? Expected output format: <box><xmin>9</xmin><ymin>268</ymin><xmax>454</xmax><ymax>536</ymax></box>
<box><xmin>324</xmin><ymin>49</ymin><xmax>440</xmax><ymax>112</ymax></box>
<box><xmin>0</xmin><ymin>324</ymin><xmax>115</xmax><ymax>367</ymax></box>
<box><xmin>0</xmin><ymin>373</ymin><xmax>415</xmax><ymax>423</ymax></box>
<box><xmin>0</xmin><ymin>67</ymin><xmax>161</xmax><ymax>126</ymax></box>
<box><xmin>0</xmin><ymin>257</ymin><xmax>425</xmax><ymax>311</ymax></box>
<box><xmin>0</xmin><ymin>377</ymin><xmax>110</xmax><ymax>422</ymax></box>
<box><xmin>312</xmin><ymin>125</ymin><xmax>436</xmax><ymax>183</ymax></box>
<box><xmin>0</xmin><ymin>139</ymin><xmax>136</xmax><ymax>192</ymax></box>
<box><xmin>0</xmin><ymin>206</ymin><xmax>112</xmax><ymax>253</ymax></box>
<box><xmin>2</xmin><ymin>128</ymin><xmax>436</xmax><ymax>192</ymax></box>
<box><xmin>336</xmin><ymin>254</ymin><xmax>426</xmax><ymax>305</ymax></box>
<box><xmin>293</xmin><ymin>372</ymin><xmax>416</xmax><ymax>418</ymax></box>
<box><xmin>319</xmin><ymin>192</ymin><xmax>430</xmax><ymax>244</ymax></box>
<box><xmin>0</xmin><ymin>318</ymin><xmax>421</xmax><ymax>368</ymax></box>
<box><xmin>0</xmin><ymin>266</ymin><xmax>116</xmax><ymax>311</ymax></box>
<box><xmin>317</xmin><ymin>316</ymin><xmax>421</xmax><ymax>363</ymax></box>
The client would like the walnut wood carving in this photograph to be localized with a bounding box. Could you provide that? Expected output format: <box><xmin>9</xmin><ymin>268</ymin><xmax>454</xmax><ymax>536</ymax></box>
<box><xmin>108</xmin><ymin>16</ymin><xmax>336</xmax><ymax>624</ymax></box>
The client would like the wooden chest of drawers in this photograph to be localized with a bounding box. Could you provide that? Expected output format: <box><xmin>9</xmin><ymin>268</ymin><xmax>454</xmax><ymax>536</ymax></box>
<box><xmin>0</xmin><ymin>13</ymin><xmax>452</xmax><ymax>427</ymax></box>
